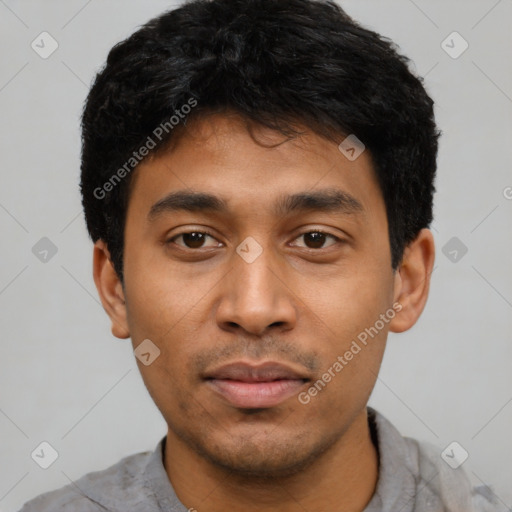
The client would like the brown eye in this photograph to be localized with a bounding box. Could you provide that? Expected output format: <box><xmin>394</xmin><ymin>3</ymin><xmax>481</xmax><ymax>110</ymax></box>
<box><xmin>182</xmin><ymin>232</ymin><xmax>207</xmax><ymax>248</ymax></box>
<box><xmin>169</xmin><ymin>231</ymin><xmax>220</xmax><ymax>249</ymax></box>
<box><xmin>292</xmin><ymin>231</ymin><xmax>339</xmax><ymax>249</ymax></box>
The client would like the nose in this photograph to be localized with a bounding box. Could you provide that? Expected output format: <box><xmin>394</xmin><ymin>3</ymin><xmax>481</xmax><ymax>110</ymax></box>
<box><xmin>215</xmin><ymin>245</ymin><xmax>297</xmax><ymax>336</ymax></box>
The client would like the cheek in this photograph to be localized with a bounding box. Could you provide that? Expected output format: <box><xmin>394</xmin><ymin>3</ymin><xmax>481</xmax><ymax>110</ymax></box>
<box><xmin>297</xmin><ymin>262</ymin><xmax>392</xmax><ymax>340</ymax></box>
<box><xmin>294</xmin><ymin>263</ymin><xmax>392</xmax><ymax>402</ymax></box>
<box><xmin>135</xmin><ymin>359</ymin><xmax>193</xmax><ymax>426</ymax></box>
<box><xmin>123</xmin><ymin>257</ymin><xmax>195</xmax><ymax>342</ymax></box>
<box><xmin>302</xmin><ymin>326</ymin><xmax>387</xmax><ymax>419</ymax></box>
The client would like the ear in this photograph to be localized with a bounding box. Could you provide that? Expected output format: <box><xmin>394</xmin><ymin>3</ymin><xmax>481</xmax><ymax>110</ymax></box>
<box><xmin>92</xmin><ymin>239</ymin><xmax>130</xmax><ymax>339</ymax></box>
<box><xmin>389</xmin><ymin>228</ymin><xmax>435</xmax><ymax>333</ymax></box>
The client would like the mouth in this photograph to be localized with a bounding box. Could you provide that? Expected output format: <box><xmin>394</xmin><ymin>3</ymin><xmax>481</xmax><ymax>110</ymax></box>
<box><xmin>203</xmin><ymin>361</ymin><xmax>310</xmax><ymax>409</ymax></box>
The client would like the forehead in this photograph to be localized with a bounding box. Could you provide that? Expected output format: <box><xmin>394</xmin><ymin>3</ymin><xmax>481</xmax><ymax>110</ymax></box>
<box><xmin>126</xmin><ymin>113</ymin><xmax>385</xmax><ymax>224</ymax></box>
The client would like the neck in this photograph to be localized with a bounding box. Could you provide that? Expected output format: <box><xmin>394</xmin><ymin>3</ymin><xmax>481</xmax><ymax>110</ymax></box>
<box><xmin>164</xmin><ymin>409</ymin><xmax>379</xmax><ymax>512</ymax></box>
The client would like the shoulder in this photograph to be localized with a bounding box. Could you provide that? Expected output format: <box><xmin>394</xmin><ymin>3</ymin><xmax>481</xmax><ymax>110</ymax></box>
<box><xmin>18</xmin><ymin>449</ymin><xmax>154</xmax><ymax>512</ymax></box>
<box><xmin>368</xmin><ymin>408</ymin><xmax>504</xmax><ymax>512</ymax></box>
<box><xmin>403</xmin><ymin>436</ymin><xmax>504</xmax><ymax>512</ymax></box>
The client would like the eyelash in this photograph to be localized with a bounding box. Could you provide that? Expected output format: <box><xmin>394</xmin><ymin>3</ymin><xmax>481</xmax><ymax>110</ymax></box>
<box><xmin>166</xmin><ymin>229</ymin><xmax>343</xmax><ymax>250</ymax></box>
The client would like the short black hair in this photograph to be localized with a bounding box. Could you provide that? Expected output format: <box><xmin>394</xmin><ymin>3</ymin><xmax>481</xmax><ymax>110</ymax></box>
<box><xmin>80</xmin><ymin>0</ymin><xmax>440</xmax><ymax>283</ymax></box>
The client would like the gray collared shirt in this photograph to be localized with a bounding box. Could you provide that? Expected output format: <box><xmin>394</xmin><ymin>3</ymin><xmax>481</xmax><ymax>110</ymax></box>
<box><xmin>19</xmin><ymin>408</ymin><xmax>503</xmax><ymax>511</ymax></box>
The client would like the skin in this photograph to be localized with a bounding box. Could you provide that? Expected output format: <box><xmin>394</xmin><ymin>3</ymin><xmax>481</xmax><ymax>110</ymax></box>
<box><xmin>93</xmin><ymin>113</ymin><xmax>435</xmax><ymax>512</ymax></box>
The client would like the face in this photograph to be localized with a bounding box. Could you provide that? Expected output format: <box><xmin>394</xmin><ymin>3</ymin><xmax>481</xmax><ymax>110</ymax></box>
<box><xmin>106</xmin><ymin>114</ymin><xmax>404</xmax><ymax>477</ymax></box>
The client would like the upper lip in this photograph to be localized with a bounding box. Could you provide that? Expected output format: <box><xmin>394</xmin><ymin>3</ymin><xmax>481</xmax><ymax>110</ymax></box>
<box><xmin>204</xmin><ymin>361</ymin><xmax>310</xmax><ymax>382</ymax></box>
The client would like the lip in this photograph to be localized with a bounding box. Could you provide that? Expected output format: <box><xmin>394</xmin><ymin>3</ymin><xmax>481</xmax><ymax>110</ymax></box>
<box><xmin>204</xmin><ymin>361</ymin><xmax>310</xmax><ymax>409</ymax></box>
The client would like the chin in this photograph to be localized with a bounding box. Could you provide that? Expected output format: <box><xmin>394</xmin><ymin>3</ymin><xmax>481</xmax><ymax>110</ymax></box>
<box><xmin>183</xmin><ymin>426</ymin><xmax>339</xmax><ymax>480</ymax></box>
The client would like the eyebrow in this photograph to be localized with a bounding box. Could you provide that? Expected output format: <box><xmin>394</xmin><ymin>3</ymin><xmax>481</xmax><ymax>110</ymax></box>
<box><xmin>147</xmin><ymin>187</ymin><xmax>365</xmax><ymax>222</ymax></box>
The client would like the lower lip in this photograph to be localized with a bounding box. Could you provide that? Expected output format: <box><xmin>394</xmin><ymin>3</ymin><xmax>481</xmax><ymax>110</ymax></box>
<box><xmin>206</xmin><ymin>379</ymin><xmax>307</xmax><ymax>408</ymax></box>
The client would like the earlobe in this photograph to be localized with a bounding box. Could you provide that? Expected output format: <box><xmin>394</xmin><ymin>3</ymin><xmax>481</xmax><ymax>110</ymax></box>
<box><xmin>389</xmin><ymin>228</ymin><xmax>435</xmax><ymax>333</ymax></box>
<box><xmin>92</xmin><ymin>240</ymin><xmax>130</xmax><ymax>339</ymax></box>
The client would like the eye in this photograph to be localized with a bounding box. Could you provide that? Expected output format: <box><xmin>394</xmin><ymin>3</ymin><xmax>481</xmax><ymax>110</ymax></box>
<box><xmin>167</xmin><ymin>231</ymin><xmax>221</xmax><ymax>249</ymax></box>
<box><xmin>167</xmin><ymin>229</ymin><xmax>342</xmax><ymax>251</ymax></box>
<box><xmin>291</xmin><ymin>230</ymin><xmax>341</xmax><ymax>249</ymax></box>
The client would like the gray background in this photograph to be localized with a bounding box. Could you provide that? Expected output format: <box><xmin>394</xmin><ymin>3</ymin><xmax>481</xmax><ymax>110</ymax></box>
<box><xmin>1</xmin><ymin>0</ymin><xmax>511</xmax><ymax>510</ymax></box>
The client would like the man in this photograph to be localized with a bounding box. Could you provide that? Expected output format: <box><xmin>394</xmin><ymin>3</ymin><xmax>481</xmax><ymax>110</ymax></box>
<box><xmin>19</xmin><ymin>0</ymin><xmax>500</xmax><ymax>510</ymax></box>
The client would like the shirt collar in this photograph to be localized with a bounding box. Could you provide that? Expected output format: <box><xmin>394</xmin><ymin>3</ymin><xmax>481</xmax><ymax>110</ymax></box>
<box><xmin>143</xmin><ymin>435</ymin><xmax>188</xmax><ymax>511</ymax></box>
<box><xmin>364</xmin><ymin>407</ymin><xmax>417</xmax><ymax>512</ymax></box>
